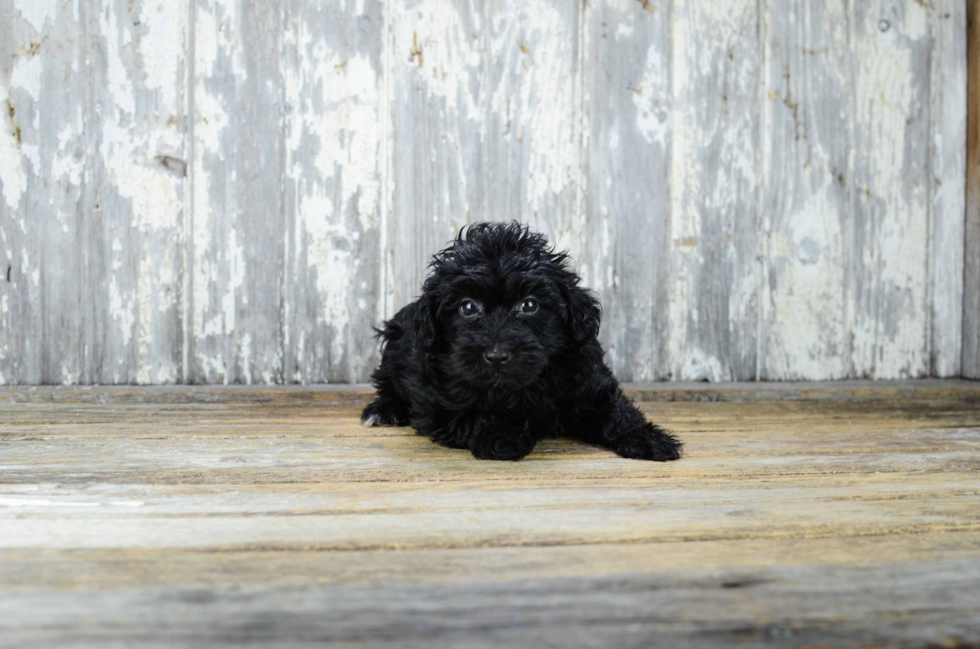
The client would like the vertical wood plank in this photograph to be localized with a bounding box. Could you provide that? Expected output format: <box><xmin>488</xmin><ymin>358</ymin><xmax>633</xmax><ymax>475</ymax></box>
<box><xmin>92</xmin><ymin>0</ymin><xmax>189</xmax><ymax>385</ymax></box>
<box><xmin>668</xmin><ymin>0</ymin><xmax>761</xmax><ymax>381</ymax></box>
<box><xmin>582</xmin><ymin>0</ymin><xmax>671</xmax><ymax>381</ymax></box>
<box><xmin>482</xmin><ymin>0</ymin><xmax>584</xmax><ymax>255</ymax></box>
<box><xmin>190</xmin><ymin>0</ymin><xmax>284</xmax><ymax>384</ymax></box>
<box><xmin>930</xmin><ymin>0</ymin><xmax>966</xmax><ymax>378</ymax></box>
<box><xmin>0</xmin><ymin>0</ymin><xmax>15</xmax><ymax>383</ymax></box>
<box><xmin>0</xmin><ymin>0</ymin><xmax>73</xmax><ymax>385</ymax></box>
<box><xmin>0</xmin><ymin>0</ymin><xmax>187</xmax><ymax>385</ymax></box>
<box><xmin>760</xmin><ymin>0</ymin><xmax>850</xmax><ymax>380</ymax></box>
<box><xmin>849</xmin><ymin>0</ymin><xmax>932</xmax><ymax>379</ymax></box>
<box><xmin>966</xmin><ymin>0</ymin><xmax>980</xmax><ymax>379</ymax></box>
<box><xmin>280</xmin><ymin>0</ymin><xmax>383</xmax><ymax>384</ymax></box>
<box><xmin>386</xmin><ymin>0</ymin><xmax>583</xmax><ymax>319</ymax></box>
<box><xmin>386</xmin><ymin>0</ymin><xmax>484</xmax><ymax>316</ymax></box>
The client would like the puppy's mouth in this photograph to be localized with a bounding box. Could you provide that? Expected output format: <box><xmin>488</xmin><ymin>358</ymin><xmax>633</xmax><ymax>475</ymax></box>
<box><xmin>482</xmin><ymin>366</ymin><xmax>541</xmax><ymax>390</ymax></box>
<box><xmin>488</xmin><ymin>371</ymin><xmax>513</xmax><ymax>388</ymax></box>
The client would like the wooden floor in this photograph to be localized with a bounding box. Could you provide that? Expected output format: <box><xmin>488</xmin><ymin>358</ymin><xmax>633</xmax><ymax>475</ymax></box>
<box><xmin>2</xmin><ymin>381</ymin><xmax>980</xmax><ymax>648</ymax></box>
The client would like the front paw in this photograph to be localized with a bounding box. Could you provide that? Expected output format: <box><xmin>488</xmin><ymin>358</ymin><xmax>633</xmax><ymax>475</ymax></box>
<box><xmin>614</xmin><ymin>423</ymin><xmax>683</xmax><ymax>462</ymax></box>
<box><xmin>470</xmin><ymin>433</ymin><xmax>537</xmax><ymax>461</ymax></box>
<box><xmin>361</xmin><ymin>399</ymin><xmax>408</xmax><ymax>427</ymax></box>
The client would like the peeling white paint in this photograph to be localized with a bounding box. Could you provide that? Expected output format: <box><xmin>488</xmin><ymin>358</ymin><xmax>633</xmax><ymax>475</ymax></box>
<box><xmin>504</xmin><ymin>0</ymin><xmax>579</xmax><ymax>219</ymax></box>
<box><xmin>103</xmin><ymin>8</ymin><xmax>136</xmax><ymax>117</ymax></box>
<box><xmin>679</xmin><ymin>348</ymin><xmax>726</xmax><ymax>383</ymax></box>
<box><xmin>51</xmin><ymin>123</ymin><xmax>84</xmax><ymax>186</ymax></box>
<box><xmin>0</xmin><ymin>87</ymin><xmax>27</xmax><ymax>210</ymax></box>
<box><xmin>10</xmin><ymin>55</ymin><xmax>43</xmax><ymax>101</ymax></box>
<box><xmin>766</xmin><ymin>192</ymin><xmax>847</xmax><ymax>379</ymax></box>
<box><xmin>667</xmin><ymin>0</ymin><xmax>761</xmax><ymax>380</ymax></box>
<box><xmin>930</xmin><ymin>0</ymin><xmax>967</xmax><ymax>377</ymax></box>
<box><xmin>286</xmin><ymin>32</ymin><xmax>380</xmax><ymax>368</ymax></box>
<box><xmin>852</xmin><ymin>4</ymin><xmax>930</xmax><ymax>378</ymax></box>
<box><xmin>633</xmin><ymin>43</ymin><xmax>669</xmax><ymax>146</ymax></box>
<box><xmin>399</xmin><ymin>0</ymin><xmax>481</xmax><ymax>117</ymax></box>
<box><xmin>15</xmin><ymin>0</ymin><xmax>59</xmax><ymax>32</ymax></box>
<box><xmin>90</xmin><ymin>0</ymin><xmax>185</xmax><ymax>383</ymax></box>
<box><xmin>0</xmin><ymin>0</ymin><xmax>966</xmax><ymax>385</ymax></box>
<box><xmin>138</xmin><ymin>0</ymin><xmax>187</xmax><ymax>110</ymax></box>
<box><xmin>0</xmin><ymin>138</ymin><xmax>26</xmax><ymax>211</ymax></box>
<box><xmin>109</xmin><ymin>276</ymin><xmax>135</xmax><ymax>348</ymax></box>
<box><xmin>239</xmin><ymin>332</ymin><xmax>253</xmax><ymax>384</ymax></box>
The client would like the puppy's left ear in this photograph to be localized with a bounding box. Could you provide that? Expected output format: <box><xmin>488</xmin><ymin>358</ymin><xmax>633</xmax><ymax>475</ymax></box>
<box><xmin>562</xmin><ymin>284</ymin><xmax>601</xmax><ymax>345</ymax></box>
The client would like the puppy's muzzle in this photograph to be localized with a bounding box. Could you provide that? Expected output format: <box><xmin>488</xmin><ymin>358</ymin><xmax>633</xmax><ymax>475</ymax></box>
<box><xmin>483</xmin><ymin>348</ymin><xmax>512</xmax><ymax>369</ymax></box>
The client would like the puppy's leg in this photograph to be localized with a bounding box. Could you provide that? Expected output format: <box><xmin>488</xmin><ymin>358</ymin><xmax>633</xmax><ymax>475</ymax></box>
<box><xmin>442</xmin><ymin>413</ymin><xmax>537</xmax><ymax>461</ymax></box>
<box><xmin>361</xmin><ymin>397</ymin><xmax>410</xmax><ymax>427</ymax></box>
<box><xmin>361</xmin><ymin>377</ymin><xmax>410</xmax><ymax>427</ymax></box>
<box><xmin>577</xmin><ymin>392</ymin><xmax>682</xmax><ymax>461</ymax></box>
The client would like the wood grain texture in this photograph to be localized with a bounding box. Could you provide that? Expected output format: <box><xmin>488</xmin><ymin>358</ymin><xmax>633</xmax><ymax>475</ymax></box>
<box><xmin>849</xmin><ymin>0</ymin><xmax>933</xmax><ymax>379</ymax></box>
<box><xmin>582</xmin><ymin>0</ymin><xmax>671</xmax><ymax>382</ymax></box>
<box><xmin>189</xmin><ymin>0</ymin><xmax>285</xmax><ymax>385</ymax></box>
<box><xmin>280</xmin><ymin>0</ymin><xmax>383</xmax><ymax>383</ymax></box>
<box><xmin>760</xmin><ymin>0</ymin><xmax>850</xmax><ymax>380</ymax></box>
<box><xmin>1</xmin><ymin>383</ymin><xmax>979</xmax><ymax>646</ymax></box>
<box><xmin>930</xmin><ymin>0</ymin><xmax>966</xmax><ymax>378</ymax></box>
<box><xmin>967</xmin><ymin>0</ymin><xmax>980</xmax><ymax>379</ymax></box>
<box><xmin>385</xmin><ymin>0</ymin><xmax>584</xmax><ymax>318</ymax></box>
<box><xmin>0</xmin><ymin>0</ymin><xmax>187</xmax><ymax>385</ymax></box>
<box><xmin>668</xmin><ymin>0</ymin><xmax>761</xmax><ymax>381</ymax></box>
<box><xmin>386</xmin><ymin>0</ymin><xmax>484</xmax><ymax>315</ymax></box>
<box><xmin>482</xmin><ymin>0</ymin><xmax>585</xmax><ymax>255</ymax></box>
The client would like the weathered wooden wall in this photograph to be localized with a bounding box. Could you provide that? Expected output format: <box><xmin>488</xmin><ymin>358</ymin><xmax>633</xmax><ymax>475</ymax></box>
<box><xmin>0</xmin><ymin>0</ymin><xmax>970</xmax><ymax>385</ymax></box>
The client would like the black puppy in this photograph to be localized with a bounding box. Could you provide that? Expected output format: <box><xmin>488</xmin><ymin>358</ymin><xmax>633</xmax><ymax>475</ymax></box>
<box><xmin>362</xmin><ymin>222</ymin><xmax>682</xmax><ymax>462</ymax></box>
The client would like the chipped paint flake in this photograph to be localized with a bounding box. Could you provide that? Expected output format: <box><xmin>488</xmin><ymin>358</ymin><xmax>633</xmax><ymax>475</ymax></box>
<box><xmin>632</xmin><ymin>43</ymin><xmax>669</xmax><ymax>146</ymax></box>
<box><xmin>15</xmin><ymin>0</ymin><xmax>59</xmax><ymax>32</ymax></box>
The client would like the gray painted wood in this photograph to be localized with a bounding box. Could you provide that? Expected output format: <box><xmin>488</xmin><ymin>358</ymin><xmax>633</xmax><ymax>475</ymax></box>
<box><xmin>385</xmin><ymin>0</ymin><xmax>584</xmax><ymax>318</ymax></box>
<box><xmin>760</xmin><ymin>0</ymin><xmax>851</xmax><ymax>380</ymax></box>
<box><xmin>582</xmin><ymin>0</ymin><xmax>671</xmax><ymax>382</ymax></box>
<box><xmin>481</xmin><ymin>0</ymin><xmax>585</xmax><ymax>255</ymax></box>
<box><xmin>930</xmin><ymin>0</ymin><xmax>966</xmax><ymax>378</ymax></box>
<box><xmin>189</xmin><ymin>0</ymin><xmax>285</xmax><ymax>384</ymax></box>
<box><xmin>0</xmin><ymin>0</ymin><xmax>971</xmax><ymax>384</ymax></box>
<box><xmin>667</xmin><ymin>0</ymin><xmax>761</xmax><ymax>381</ymax></box>
<box><xmin>280</xmin><ymin>0</ymin><xmax>383</xmax><ymax>384</ymax></box>
<box><xmin>0</xmin><ymin>0</ymin><xmax>187</xmax><ymax>385</ymax></box>
<box><xmin>386</xmin><ymin>0</ymin><xmax>484</xmax><ymax>316</ymax></box>
<box><xmin>849</xmin><ymin>0</ymin><xmax>934</xmax><ymax>379</ymax></box>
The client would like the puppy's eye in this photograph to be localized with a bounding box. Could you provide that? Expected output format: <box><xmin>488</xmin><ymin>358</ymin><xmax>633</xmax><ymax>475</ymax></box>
<box><xmin>459</xmin><ymin>299</ymin><xmax>479</xmax><ymax>317</ymax></box>
<box><xmin>519</xmin><ymin>298</ymin><xmax>538</xmax><ymax>315</ymax></box>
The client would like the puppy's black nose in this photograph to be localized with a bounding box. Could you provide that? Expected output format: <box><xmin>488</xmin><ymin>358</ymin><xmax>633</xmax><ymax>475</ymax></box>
<box><xmin>483</xmin><ymin>349</ymin><xmax>511</xmax><ymax>368</ymax></box>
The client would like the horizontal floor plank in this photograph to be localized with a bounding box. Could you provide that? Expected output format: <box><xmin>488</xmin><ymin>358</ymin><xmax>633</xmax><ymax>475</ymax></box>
<box><xmin>2</xmin><ymin>558</ymin><xmax>978</xmax><ymax>648</ymax></box>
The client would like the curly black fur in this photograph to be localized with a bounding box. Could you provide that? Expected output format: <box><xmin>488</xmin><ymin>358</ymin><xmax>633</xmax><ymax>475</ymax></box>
<box><xmin>362</xmin><ymin>222</ymin><xmax>683</xmax><ymax>462</ymax></box>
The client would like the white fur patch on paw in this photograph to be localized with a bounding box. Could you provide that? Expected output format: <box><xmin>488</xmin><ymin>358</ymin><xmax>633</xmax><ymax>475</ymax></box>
<box><xmin>362</xmin><ymin>414</ymin><xmax>381</xmax><ymax>427</ymax></box>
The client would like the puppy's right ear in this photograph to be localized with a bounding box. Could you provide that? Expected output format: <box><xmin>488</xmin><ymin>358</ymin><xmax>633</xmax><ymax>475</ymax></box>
<box><xmin>409</xmin><ymin>292</ymin><xmax>439</xmax><ymax>356</ymax></box>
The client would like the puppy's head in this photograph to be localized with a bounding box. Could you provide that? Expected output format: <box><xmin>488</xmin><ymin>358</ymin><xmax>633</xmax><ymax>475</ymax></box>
<box><xmin>413</xmin><ymin>222</ymin><xmax>600</xmax><ymax>390</ymax></box>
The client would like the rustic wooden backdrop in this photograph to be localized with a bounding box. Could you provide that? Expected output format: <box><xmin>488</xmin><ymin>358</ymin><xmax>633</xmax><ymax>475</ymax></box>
<box><xmin>0</xmin><ymin>0</ymin><xmax>974</xmax><ymax>385</ymax></box>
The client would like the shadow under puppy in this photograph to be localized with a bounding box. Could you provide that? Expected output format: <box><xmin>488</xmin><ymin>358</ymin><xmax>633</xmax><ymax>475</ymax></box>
<box><xmin>362</xmin><ymin>222</ymin><xmax>682</xmax><ymax>462</ymax></box>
